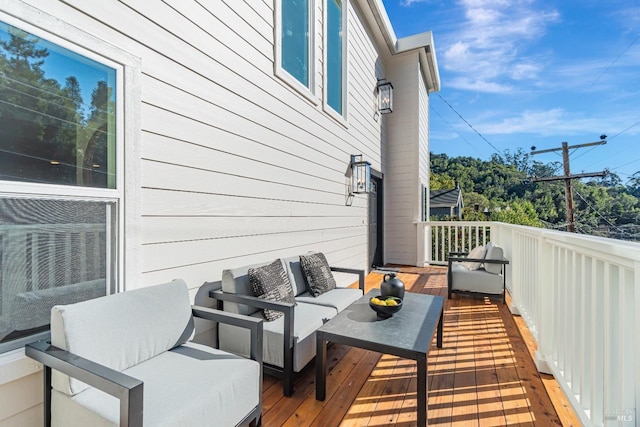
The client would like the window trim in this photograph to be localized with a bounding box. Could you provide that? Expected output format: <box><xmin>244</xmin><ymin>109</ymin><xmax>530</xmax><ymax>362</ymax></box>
<box><xmin>0</xmin><ymin>3</ymin><xmax>141</xmax><ymax>358</ymax></box>
<box><xmin>323</xmin><ymin>0</ymin><xmax>348</xmax><ymax>125</ymax></box>
<box><xmin>274</xmin><ymin>0</ymin><xmax>318</xmax><ymax>103</ymax></box>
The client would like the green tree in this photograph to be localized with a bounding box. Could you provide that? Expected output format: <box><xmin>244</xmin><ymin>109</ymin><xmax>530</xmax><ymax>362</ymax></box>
<box><xmin>430</xmin><ymin>152</ymin><xmax>640</xmax><ymax>239</ymax></box>
<box><xmin>0</xmin><ymin>25</ymin><xmax>91</xmax><ymax>185</ymax></box>
<box><xmin>490</xmin><ymin>200</ymin><xmax>542</xmax><ymax>227</ymax></box>
<box><xmin>430</xmin><ymin>172</ymin><xmax>455</xmax><ymax>190</ymax></box>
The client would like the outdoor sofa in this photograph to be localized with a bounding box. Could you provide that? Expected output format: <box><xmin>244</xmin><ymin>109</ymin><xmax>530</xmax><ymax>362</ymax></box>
<box><xmin>26</xmin><ymin>279</ymin><xmax>263</xmax><ymax>427</ymax></box>
<box><xmin>447</xmin><ymin>242</ymin><xmax>509</xmax><ymax>304</ymax></box>
<box><xmin>210</xmin><ymin>253</ymin><xmax>365</xmax><ymax>396</ymax></box>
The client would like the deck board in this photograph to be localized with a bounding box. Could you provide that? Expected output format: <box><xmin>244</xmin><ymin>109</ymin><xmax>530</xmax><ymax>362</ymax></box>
<box><xmin>259</xmin><ymin>266</ymin><xmax>578</xmax><ymax>426</ymax></box>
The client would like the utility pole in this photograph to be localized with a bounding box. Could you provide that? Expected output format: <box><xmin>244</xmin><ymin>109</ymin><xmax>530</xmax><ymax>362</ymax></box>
<box><xmin>530</xmin><ymin>139</ymin><xmax>607</xmax><ymax>233</ymax></box>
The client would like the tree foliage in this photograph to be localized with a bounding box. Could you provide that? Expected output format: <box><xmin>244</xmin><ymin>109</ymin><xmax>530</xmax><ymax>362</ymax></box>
<box><xmin>431</xmin><ymin>151</ymin><xmax>640</xmax><ymax>240</ymax></box>
<box><xmin>0</xmin><ymin>24</ymin><xmax>112</xmax><ymax>187</ymax></box>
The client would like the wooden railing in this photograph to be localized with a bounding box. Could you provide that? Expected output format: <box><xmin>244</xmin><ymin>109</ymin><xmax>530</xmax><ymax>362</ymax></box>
<box><xmin>418</xmin><ymin>221</ymin><xmax>639</xmax><ymax>426</ymax></box>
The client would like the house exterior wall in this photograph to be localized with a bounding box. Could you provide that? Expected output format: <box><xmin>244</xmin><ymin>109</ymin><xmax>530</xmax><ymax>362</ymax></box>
<box><xmin>418</xmin><ymin>68</ymin><xmax>430</xmax><ymax>221</ymax></box>
<box><xmin>0</xmin><ymin>1</ymin><xmax>439</xmax><ymax>424</ymax></box>
<box><xmin>0</xmin><ymin>0</ymin><xmax>389</xmax><ymax>424</ymax></box>
<box><xmin>383</xmin><ymin>51</ymin><xmax>425</xmax><ymax>266</ymax></box>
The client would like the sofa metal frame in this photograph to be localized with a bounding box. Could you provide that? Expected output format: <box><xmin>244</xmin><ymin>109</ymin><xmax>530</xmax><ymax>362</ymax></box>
<box><xmin>26</xmin><ymin>306</ymin><xmax>264</xmax><ymax>427</ymax></box>
<box><xmin>447</xmin><ymin>251</ymin><xmax>510</xmax><ymax>304</ymax></box>
<box><xmin>210</xmin><ymin>266</ymin><xmax>365</xmax><ymax>397</ymax></box>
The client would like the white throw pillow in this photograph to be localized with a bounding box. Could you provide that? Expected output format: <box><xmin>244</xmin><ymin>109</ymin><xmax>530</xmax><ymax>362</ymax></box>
<box><xmin>463</xmin><ymin>245</ymin><xmax>486</xmax><ymax>270</ymax></box>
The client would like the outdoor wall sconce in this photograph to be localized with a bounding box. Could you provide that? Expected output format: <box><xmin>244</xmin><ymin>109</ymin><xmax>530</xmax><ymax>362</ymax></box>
<box><xmin>377</xmin><ymin>80</ymin><xmax>393</xmax><ymax>114</ymax></box>
<box><xmin>350</xmin><ymin>154</ymin><xmax>371</xmax><ymax>194</ymax></box>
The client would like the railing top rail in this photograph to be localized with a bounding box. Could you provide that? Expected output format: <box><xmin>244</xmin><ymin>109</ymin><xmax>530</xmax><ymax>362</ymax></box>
<box><xmin>422</xmin><ymin>219</ymin><xmax>640</xmax><ymax>263</ymax></box>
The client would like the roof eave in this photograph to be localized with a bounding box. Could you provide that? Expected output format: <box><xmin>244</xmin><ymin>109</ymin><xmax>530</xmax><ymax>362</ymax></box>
<box><xmin>362</xmin><ymin>0</ymin><xmax>441</xmax><ymax>93</ymax></box>
<box><xmin>397</xmin><ymin>32</ymin><xmax>441</xmax><ymax>93</ymax></box>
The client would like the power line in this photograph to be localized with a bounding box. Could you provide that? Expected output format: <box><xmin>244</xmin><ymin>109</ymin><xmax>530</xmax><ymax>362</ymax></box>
<box><xmin>436</xmin><ymin>94</ymin><xmax>503</xmax><ymax>155</ymax></box>
<box><xmin>574</xmin><ymin>119</ymin><xmax>640</xmax><ymax>164</ymax></box>
<box><xmin>429</xmin><ymin>105</ymin><xmax>484</xmax><ymax>156</ymax></box>
<box><xmin>574</xmin><ymin>189</ymin><xmax>619</xmax><ymax>230</ymax></box>
<box><xmin>561</xmin><ymin>32</ymin><xmax>640</xmax><ymax>120</ymax></box>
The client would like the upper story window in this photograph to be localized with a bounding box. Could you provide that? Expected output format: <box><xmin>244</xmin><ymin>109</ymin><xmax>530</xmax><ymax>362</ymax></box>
<box><xmin>0</xmin><ymin>22</ymin><xmax>116</xmax><ymax>189</ymax></box>
<box><xmin>325</xmin><ymin>0</ymin><xmax>346</xmax><ymax>116</ymax></box>
<box><xmin>0</xmin><ymin>17</ymin><xmax>121</xmax><ymax>353</ymax></box>
<box><xmin>276</xmin><ymin>0</ymin><xmax>315</xmax><ymax>98</ymax></box>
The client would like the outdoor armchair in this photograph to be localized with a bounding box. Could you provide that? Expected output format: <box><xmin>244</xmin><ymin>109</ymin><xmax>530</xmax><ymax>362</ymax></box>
<box><xmin>26</xmin><ymin>279</ymin><xmax>263</xmax><ymax>427</ymax></box>
<box><xmin>447</xmin><ymin>242</ymin><xmax>509</xmax><ymax>304</ymax></box>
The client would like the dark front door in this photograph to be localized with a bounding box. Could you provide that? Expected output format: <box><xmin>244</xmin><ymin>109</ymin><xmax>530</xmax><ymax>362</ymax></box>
<box><xmin>369</xmin><ymin>174</ymin><xmax>383</xmax><ymax>269</ymax></box>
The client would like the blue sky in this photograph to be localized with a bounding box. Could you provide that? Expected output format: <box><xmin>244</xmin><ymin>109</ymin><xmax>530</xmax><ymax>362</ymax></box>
<box><xmin>381</xmin><ymin>0</ymin><xmax>640</xmax><ymax>184</ymax></box>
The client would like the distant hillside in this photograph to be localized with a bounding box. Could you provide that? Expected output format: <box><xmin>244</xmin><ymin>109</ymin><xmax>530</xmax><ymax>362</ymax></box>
<box><xmin>430</xmin><ymin>150</ymin><xmax>640</xmax><ymax>241</ymax></box>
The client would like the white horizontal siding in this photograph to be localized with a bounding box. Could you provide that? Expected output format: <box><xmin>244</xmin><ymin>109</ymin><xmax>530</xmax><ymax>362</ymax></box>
<box><xmin>418</xmin><ymin>69</ymin><xmax>430</xmax><ymax>220</ymax></box>
<box><xmin>418</xmin><ymin>71</ymin><xmax>430</xmax><ymax>185</ymax></box>
<box><xmin>13</xmin><ymin>0</ymin><xmax>383</xmax><ymax>289</ymax></box>
<box><xmin>0</xmin><ymin>370</ymin><xmax>42</xmax><ymax>426</ymax></box>
<box><xmin>384</xmin><ymin>52</ymin><xmax>421</xmax><ymax>265</ymax></box>
<box><xmin>347</xmin><ymin>3</ymin><xmax>384</xmax><ymax>166</ymax></box>
<box><xmin>0</xmin><ymin>0</ymin><xmax>395</xmax><ymax>423</ymax></box>
<box><xmin>142</xmin><ymin>216</ymin><xmax>365</xmax><ymax>244</ymax></box>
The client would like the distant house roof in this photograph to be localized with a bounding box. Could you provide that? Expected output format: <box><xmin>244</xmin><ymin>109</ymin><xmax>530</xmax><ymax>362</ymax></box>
<box><xmin>430</xmin><ymin>188</ymin><xmax>462</xmax><ymax>208</ymax></box>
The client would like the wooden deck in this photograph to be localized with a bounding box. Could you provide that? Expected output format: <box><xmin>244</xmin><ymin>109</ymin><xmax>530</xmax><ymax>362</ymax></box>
<box><xmin>260</xmin><ymin>266</ymin><xmax>580</xmax><ymax>426</ymax></box>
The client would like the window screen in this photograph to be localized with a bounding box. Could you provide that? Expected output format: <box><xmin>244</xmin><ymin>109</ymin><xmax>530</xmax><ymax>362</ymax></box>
<box><xmin>0</xmin><ymin>197</ymin><xmax>113</xmax><ymax>351</ymax></box>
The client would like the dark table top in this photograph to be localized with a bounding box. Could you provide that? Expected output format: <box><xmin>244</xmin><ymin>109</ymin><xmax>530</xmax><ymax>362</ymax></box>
<box><xmin>317</xmin><ymin>289</ymin><xmax>444</xmax><ymax>357</ymax></box>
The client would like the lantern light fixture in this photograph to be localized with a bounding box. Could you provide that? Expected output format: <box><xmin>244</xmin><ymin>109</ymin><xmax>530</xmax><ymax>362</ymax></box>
<box><xmin>350</xmin><ymin>154</ymin><xmax>371</xmax><ymax>194</ymax></box>
<box><xmin>377</xmin><ymin>80</ymin><xmax>393</xmax><ymax>114</ymax></box>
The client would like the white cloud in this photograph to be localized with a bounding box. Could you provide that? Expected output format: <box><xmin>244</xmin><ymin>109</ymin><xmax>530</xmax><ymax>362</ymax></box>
<box><xmin>510</xmin><ymin>62</ymin><xmax>540</xmax><ymax>80</ymax></box>
<box><xmin>447</xmin><ymin>77</ymin><xmax>513</xmax><ymax>94</ymax></box>
<box><xmin>471</xmin><ymin>108</ymin><xmax>640</xmax><ymax>137</ymax></box>
<box><xmin>400</xmin><ymin>0</ymin><xmax>433</xmax><ymax>6</ymax></box>
<box><xmin>441</xmin><ymin>0</ymin><xmax>560</xmax><ymax>92</ymax></box>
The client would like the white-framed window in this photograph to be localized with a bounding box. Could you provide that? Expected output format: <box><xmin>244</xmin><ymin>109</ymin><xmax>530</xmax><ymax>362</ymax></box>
<box><xmin>275</xmin><ymin>0</ymin><xmax>316</xmax><ymax>100</ymax></box>
<box><xmin>323</xmin><ymin>0</ymin><xmax>347</xmax><ymax>121</ymax></box>
<box><xmin>0</xmin><ymin>7</ymin><xmax>139</xmax><ymax>354</ymax></box>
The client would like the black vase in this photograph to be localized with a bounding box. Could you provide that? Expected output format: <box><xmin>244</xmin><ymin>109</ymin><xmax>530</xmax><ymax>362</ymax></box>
<box><xmin>380</xmin><ymin>272</ymin><xmax>405</xmax><ymax>300</ymax></box>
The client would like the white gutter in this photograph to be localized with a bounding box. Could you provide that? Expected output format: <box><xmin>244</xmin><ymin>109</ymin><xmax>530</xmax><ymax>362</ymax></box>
<box><xmin>363</xmin><ymin>0</ymin><xmax>441</xmax><ymax>93</ymax></box>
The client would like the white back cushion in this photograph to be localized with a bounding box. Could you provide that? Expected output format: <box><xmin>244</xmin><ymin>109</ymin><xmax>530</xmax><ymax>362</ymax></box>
<box><xmin>51</xmin><ymin>280</ymin><xmax>194</xmax><ymax>396</ymax></box>
<box><xmin>221</xmin><ymin>260</ymin><xmax>273</xmax><ymax>315</ymax></box>
<box><xmin>484</xmin><ymin>245</ymin><xmax>504</xmax><ymax>275</ymax></box>
<box><xmin>463</xmin><ymin>245</ymin><xmax>486</xmax><ymax>270</ymax></box>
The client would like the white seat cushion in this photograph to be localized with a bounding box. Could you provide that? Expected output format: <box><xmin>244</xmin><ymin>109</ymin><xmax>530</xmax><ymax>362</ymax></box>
<box><xmin>295</xmin><ymin>287</ymin><xmax>363</xmax><ymax>312</ymax></box>
<box><xmin>51</xmin><ymin>342</ymin><xmax>260</xmax><ymax>427</ymax></box>
<box><xmin>219</xmin><ymin>301</ymin><xmax>337</xmax><ymax>372</ymax></box>
<box><xmin>451</xmin><ymin>263</ymin><xmax>503</xmax><ymax>295</ymax></box>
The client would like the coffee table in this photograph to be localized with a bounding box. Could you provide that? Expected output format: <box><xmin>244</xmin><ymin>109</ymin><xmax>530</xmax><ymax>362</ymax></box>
<box><xmin>315</xmin><ymin>289</ymin><xmax>444</xmax><ymax>426</ymax></box>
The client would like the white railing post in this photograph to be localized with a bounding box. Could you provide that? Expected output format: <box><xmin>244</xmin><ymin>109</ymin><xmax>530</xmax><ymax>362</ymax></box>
<box><xmin>425</xmin><ymin>223</ymin><xmax>432</xmax><ymax>265</ymax></box>
<box><xmin>534</xmin><ymin>235</ymin><xmax>553</xmax><ymax>374</ymax></box>
<box><xmin>507</xmin><ymin>227</ymin><xmax>522</xmax><ymax>316</ymax></box>
<box><xmin>416</xmin><ymin>222</ymin><xmax>426</xmax><ymax>267</ymax></box>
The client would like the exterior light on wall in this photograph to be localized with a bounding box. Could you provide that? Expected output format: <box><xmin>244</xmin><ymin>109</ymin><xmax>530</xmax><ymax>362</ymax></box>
<box><xmin>350</xmin><ymin>154</ymin><xmax>371</xmax><ymax>194</ymax></box>
<box><xmin>377</xmin><ymin>80</ymin><xmax>393</xmax><ymax>114</ymax></box>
